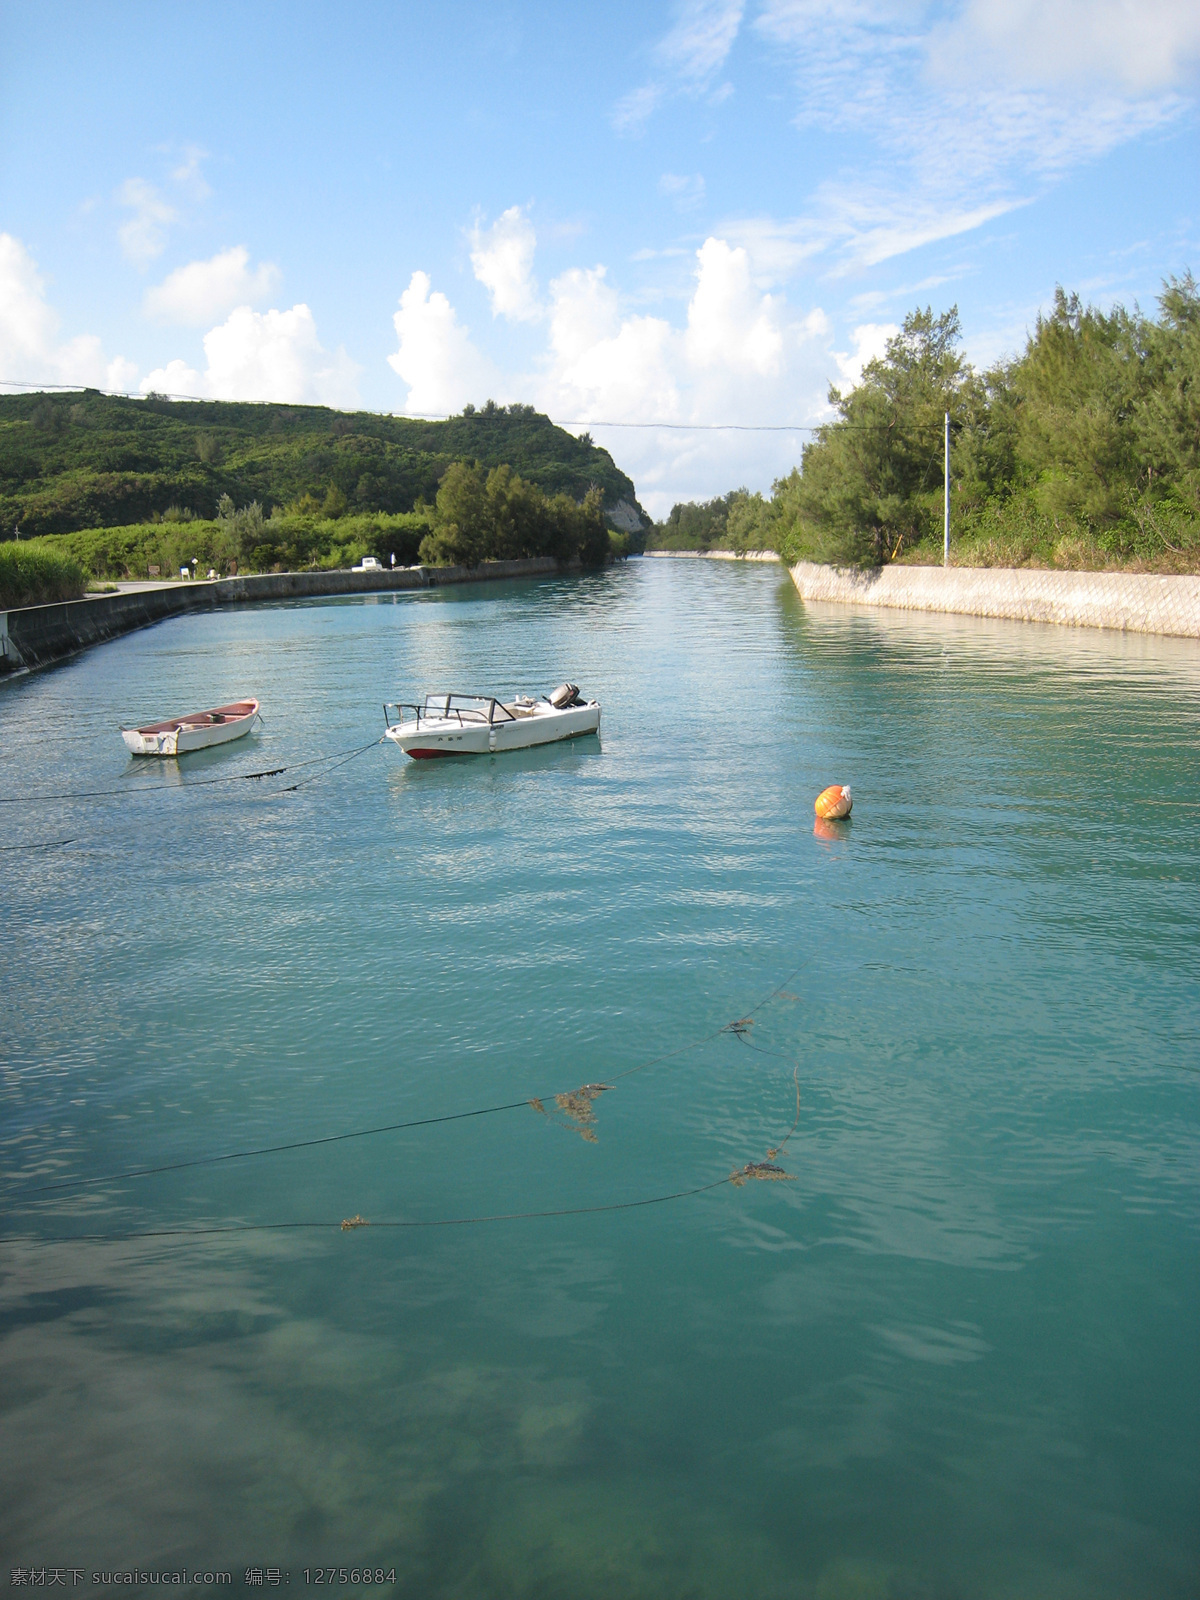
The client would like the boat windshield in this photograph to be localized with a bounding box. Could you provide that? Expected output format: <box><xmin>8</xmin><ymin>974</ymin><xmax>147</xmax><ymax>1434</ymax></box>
<box><xmin>385</xmin><ymin>694</ymin><xmax>517</xmax><ymax>728</ymax></box>
<box><xmin>421</xmin><ymin>694</ymin><xmax>514</xmax><ymax>724</ymax></box>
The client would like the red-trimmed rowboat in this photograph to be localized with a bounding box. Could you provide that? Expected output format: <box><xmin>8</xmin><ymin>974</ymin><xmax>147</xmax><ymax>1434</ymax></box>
<box><xmin>121</xmin><ymin>699</ymin><xmax>260</xmax><ymax>757</ymax></box>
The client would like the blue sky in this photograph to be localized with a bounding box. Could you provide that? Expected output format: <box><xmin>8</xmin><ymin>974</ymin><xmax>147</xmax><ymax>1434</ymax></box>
<box><xmin>1</xmin><ymin>0</ymin><xmax>1197</xmax><ymax>514</ymax></box>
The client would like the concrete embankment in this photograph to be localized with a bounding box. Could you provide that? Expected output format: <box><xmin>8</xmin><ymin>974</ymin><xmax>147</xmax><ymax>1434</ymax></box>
<box><xmin>0</xmin><ymin>559</ymin><xmax>564</xmax><ymax>674</ymax></box>
<box><xmin>643</xmin><ymin>549</ymin><xmax>1200</xmax><ymax>637</ymax></box>
<box><xmin>787</xmin><ymin>561</ymin><xmax>1200</xmax><ymax>639</ymax></box>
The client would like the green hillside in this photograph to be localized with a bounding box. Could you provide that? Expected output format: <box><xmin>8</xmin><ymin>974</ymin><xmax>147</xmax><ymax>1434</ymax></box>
<box><xmin>0</xmin><ymin>392</ymin><xmax>645</xmax><ymax>539</ymax></box>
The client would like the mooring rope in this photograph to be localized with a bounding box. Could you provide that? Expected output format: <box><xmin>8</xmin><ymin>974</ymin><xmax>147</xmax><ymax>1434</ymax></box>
<box><xmin>258</xmin><ymin>738</ymin><xmax>385</xmax><ymax>796</ymax></box>
<box><xmin>5</xmin><ymin>961</ymin><xmax>813</xmax><ymax>1200</ymax></box>
<box><xmin>8</xmin><ymin>1174</ymin><xmax>742</xmax><ymax>1245</ymax></box>
<box><xmin>0</xmin><ymin>738</ymin><xmax>384</xmax><ymax>806</ymax></box>
<box><xmin>0</xmin><ymin>837</ymin><xmax>75</xmax><ymax>852</ymax></box>
<box><xmin>11</xmin><ymin>1098</ymin><xmax>540</xmax><ymax>1196</ymax></box>
<box><xmin>5</xmin><ymin>1073</ymin><xmax>806</xmax><ymax>1246</ymax></box>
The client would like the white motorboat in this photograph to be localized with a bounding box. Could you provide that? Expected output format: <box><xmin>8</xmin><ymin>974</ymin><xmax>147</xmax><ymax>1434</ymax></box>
<box><xmin>384</xmin><ymin>683</ymin><xmax>600</xmax><ymax>759</ymax></box>
<box><xmin>121</xmin><ymin>699</ymin><xmax>260</xmax><ymax>757</ymax></box>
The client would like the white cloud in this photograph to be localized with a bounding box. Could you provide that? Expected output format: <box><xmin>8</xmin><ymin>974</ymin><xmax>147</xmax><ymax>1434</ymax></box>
<box><xmin>169</xmin><ymin>144</ymin><xmax>211</xmax><ymax>200</ymax></box>
<box><xmin>834</xmin><ymin>321</ymin><xmax>897</xmax><ymax>389</ymax></box>
<box><xmin>721</xmin><ymin>0</ymin><xmax>1199</xmax><ymax>277</ymax></box>
<box><xmin>382</xmin><ymin>236</ymin><xmax>838</xmax><ymax>505</ymax></box>
<box><xmin>143</xmin><ymin>304</ymin><xmax>360</xmax><ymax>406</ymax></box>
<box><xmin>0</xmin><ymin>236</ymin><xmax>358</xmax><ymax>410</ymax></box>
<box><xmin>684</xmin><ymin>238</ymin><xmax>784</xmax><ymax>374</ymax></box>
<box><xmin>725</xmin><ymin>191</ymin><xmax>1023</xmax><ymax>279</ymax></box>
<box><xmin>387</xmin><ymin>271</ymin><xmax>499</xmax><ymax>414</ymax></box>
<box><xmin>202</xmin><ymin>305</ymin><xmax>359</xmax><ymax>405</ymax></box>
<box><xmin>546</xmin><ymin>266</ymin><xmax>621</xmax><ymax>366</ymax></box>
<box><xmin>143</xmin><ymin>248</ymin><xmax>281</xmax><ymax>326</ymax></box>
<box><xmin>139</xmin><ymin>358</ymin><xmax>203</xmax><ymax>397</ymax></box>
<box><xmin>544</xmin><ymin>267</ymin><xmax>680</xmax><ymax>423</ymax></box>
<box><xmin>757</xmin><ymin>0</ymin><xmax>1196</xmax><ymax>186</ymax></box>
<box><xmin>932</xmin><ymin>0</ymin><xmax>1200</xmax><ymax>93</ymax></box>
<box><xmin>613</xmin><ymin>83</ymin><xmax>665</xmax><ymax>136</ymax></box>
<box><xmin>614</xmin><ymin>0</ymin><xmax>744</xmax><ymax>132</ymax></box>
<box><xmin>470</xmin><ymin>206</ymin><xmax>542</xmax><ymax>322</ymax></box>
<box><xmin>385</xmin><ymin>228</ymin><xmax>896</xmax><ymax>509</ymax></box>
<box><xmin>659</xmin><ymin>172</ymin><xmax>707</xmax><ymax>211</ymax></box>
<box><xmin>116</xmin><ymin>178</ymin><xmax>178</xmax><ymax>266</ymax></box>
<box><xmin>528</xmin><ymin>236</ymin><xmax>839</xmax><ymax>512</ymax></box>
<box><xmin>659</xmin><ymin>0</ymin><xmax>744</xmax><ymax>83</ymax></box>
<box><xmin>0</xmin><ymin>232</ymin><xmax>136</xmax><ymax>391</ymax></box>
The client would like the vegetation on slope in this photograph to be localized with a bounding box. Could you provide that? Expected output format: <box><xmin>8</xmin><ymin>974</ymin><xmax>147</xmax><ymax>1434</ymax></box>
<box><xmin>9</xmin><ymin>463</ymin><xmax>623</xmax><ymax>586</ymax></box>
<box><xmin>651</xmin><ymin>275</ymin><xmax>1200</xmax><ymax>572</ymax></box>
<box><xmin>0</xmin><ymin>394</ymin><xmax>644</xmax><ymax>540</ymax></box>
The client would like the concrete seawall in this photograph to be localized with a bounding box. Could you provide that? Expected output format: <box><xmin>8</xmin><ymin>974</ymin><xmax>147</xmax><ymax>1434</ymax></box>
<box><xmin>787</xmin><ymin>561</ymin><xmax>1200</xmax><ymax>639</ymax></box>
<box><xmin>640</xmin><ymin>550</ymin><xmax>1200</xmax><ymax>638</ymax></box>
<box><xmin>0</xmin><ymin>559</ymin><xmax>565</xmax><ymax>674</ymax></box>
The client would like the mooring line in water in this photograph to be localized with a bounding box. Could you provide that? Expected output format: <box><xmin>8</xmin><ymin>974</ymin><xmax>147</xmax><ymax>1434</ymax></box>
<box><xmin>0</xmin><ymin>837</ymin><xmax>75</xmax><ymax>852</ymax></box>
<box><xmin>5</xmin><ymin>1079</ymin><xmax>808</xmax><ymax>1245</ymax></box>
<box><xmin>605</xmin><ymin>960</ymin><xmax>812</xmax><ymax>1083</ymax></box>
<box><xmin>253</xmin><ymin>737</ymin><xmax>386</xmax><ymax>797</ymax></box>
<box><xmin>6</xmin><ymin>961</ymin><xmax>813</xmax><ymax>1200</ymax></box>
<box><xmin>731</xmin><ymin>1032</ymin><xmax>802</xmax><ymax>1064</ymax></box>
<box><xmin>0</xmin><ymin>738</ymin><xmax>384</xmax><ymax>806</ymax></box>
<box><xmin>5</xmin><ymin>1070</ymin><xmax>810</xmax><ymax>1246</ymax></box>
<box><xmin>7</xmin><ymin>1176</ymin><xmax>741</xmax><ymax>1244</ymax></box>
<box><xmin>9</xmin><ymin>1098</ymin><xmax>540</xmax><ymax>1195</ymax></box>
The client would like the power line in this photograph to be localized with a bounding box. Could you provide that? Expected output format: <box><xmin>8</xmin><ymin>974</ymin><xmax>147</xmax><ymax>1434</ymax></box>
<box><xmin>0</xmin><ymin>378</ymin><xmax>943</xmax><ymax>434</ymax></box>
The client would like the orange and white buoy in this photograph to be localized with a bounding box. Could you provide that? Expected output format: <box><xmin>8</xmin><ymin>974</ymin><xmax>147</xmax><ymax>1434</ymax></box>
<box><xmin>814</xmin><ymin>784</ymin><xmax>852</xmax><ymax>820</ymax></box>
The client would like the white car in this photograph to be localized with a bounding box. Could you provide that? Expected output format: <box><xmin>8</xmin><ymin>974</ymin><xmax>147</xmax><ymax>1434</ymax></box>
<box><xmin>352</xmin><ymin>555</ymin><xmax>383</xmax><ymax>572</ymax></box>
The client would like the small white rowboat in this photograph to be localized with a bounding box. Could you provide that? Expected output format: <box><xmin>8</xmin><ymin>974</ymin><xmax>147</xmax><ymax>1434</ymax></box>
<box><xmin>384</xmin><ymin>683</ymin><xmax>600</xmax><ymax>759</ymax></box>
<box><xmin>121</xmin><ymin>699</ymin><xmax>260</xmax><ymax>757</ymax></box>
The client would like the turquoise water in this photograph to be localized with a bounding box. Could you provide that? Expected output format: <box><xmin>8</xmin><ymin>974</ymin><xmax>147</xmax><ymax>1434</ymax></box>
<box><xmin>2</xmin><ymin>559</ymin><xmax>1198</xmax><ymax>1599</ymax></box>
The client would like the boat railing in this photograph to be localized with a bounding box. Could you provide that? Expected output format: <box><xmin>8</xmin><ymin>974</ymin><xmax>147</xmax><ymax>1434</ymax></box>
<box><xmin>384</xmin><ymin>697</ymin><xmax>508</xmax><ymax>729</ymax></box>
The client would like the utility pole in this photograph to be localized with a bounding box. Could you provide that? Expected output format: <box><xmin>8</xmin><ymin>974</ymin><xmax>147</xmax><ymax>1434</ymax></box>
<box><xmin>943</xmin><ymin>412</ymin><xmax>950</xmax><ymax>568</ymax></box>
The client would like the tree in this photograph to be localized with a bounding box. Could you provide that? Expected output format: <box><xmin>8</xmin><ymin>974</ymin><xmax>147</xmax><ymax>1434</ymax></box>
<box><xmin>1134</xmin><ymin>273</ymin><xmax>1200</xmax><ymax>516</ymax></box>
<box><xmin>776</xmin><ymin>307</ymin><xmax>981</xmax><ymax>566</ymax></box>
<box><xmin>1001</xmin><ymin>287</ymin><xmax>1147</xmax><ymax>528</ymax></box>
<box><xmin>725</xmin><ymin>490</ymin><xmax>776</xmax><ymax>554</ymax></box>
<box><xmin>417</xmin><ymin>461</ymin><xmax>612</xmax><ymax>568</ymax></box>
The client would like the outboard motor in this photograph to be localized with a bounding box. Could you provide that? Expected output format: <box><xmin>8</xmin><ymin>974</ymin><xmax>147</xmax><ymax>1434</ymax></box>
<box><xmin>548</xmin><ymin>682</ymin><xmax>583</xmax><ymax>708</ymax></box>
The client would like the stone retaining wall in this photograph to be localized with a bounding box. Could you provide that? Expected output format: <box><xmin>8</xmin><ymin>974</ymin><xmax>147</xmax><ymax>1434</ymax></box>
<box><xmin>0</xmin><ymin>558</ymin><xmax>565</xmax><ymax>674</ymax></box>
<box><xmin>788</xmin><ymin>561</ymin><xmax>1200</xmax><ymax>639</ymax></box>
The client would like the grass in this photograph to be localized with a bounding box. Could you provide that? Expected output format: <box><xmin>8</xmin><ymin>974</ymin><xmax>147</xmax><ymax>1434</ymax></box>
<box><xmin>0</xmin><ymin>542</ymin><xmax>86</xmax><ymax>608</ymax></box>
<box><xmin>891</xmin><ymin>493</ymin><xmax>1200</xmax><ymax>574</ymax></box>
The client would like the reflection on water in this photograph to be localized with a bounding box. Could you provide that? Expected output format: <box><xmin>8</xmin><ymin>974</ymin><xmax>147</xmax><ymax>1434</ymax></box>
<box><xmin>2</xmin><ymin>561</ymin><xmax>1198</xmax><ymax>1597</ymax></box>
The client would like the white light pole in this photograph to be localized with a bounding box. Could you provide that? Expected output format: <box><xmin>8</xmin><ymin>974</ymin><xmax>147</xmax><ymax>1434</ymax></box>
<box><xmin>943</xmin><ymin>411</ymin><xmax>950</xmax><ymax>568</ymax></box>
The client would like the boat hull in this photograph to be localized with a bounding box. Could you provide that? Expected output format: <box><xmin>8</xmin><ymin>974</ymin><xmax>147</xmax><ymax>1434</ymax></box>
<box><xmin>386</xmin><ymin>702</ymin><xmax>600</xmax><ymax>759</ymax></box>
<box><xmin>121</xmin><ymin>700</ymin><xmax>259</xmax><ymax>757</ymax></box>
